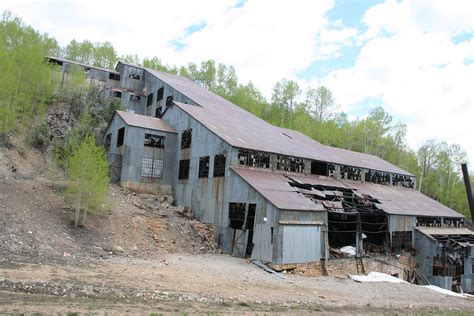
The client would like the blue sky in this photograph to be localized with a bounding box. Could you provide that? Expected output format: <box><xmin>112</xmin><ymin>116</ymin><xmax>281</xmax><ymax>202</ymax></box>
<box><xmin>1</xmin><ymin>0</ymin><xmax>473</xmax><ymax>162</ymax></box>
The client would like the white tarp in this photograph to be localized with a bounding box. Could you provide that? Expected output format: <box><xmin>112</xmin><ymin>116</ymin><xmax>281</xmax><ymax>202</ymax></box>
<box><xmin>349</xmin><ymin>272</ymin><xmax>406</xmax><ymax>283</ymax></box>
<box><xmin>340</xmin><ymin>246</ymin><xmax>356</xmax><ymax>256</ymax></box>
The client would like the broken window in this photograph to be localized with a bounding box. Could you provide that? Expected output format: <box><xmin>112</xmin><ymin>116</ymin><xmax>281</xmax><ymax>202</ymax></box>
<box><xmin>110</xmin><ymin>91</ymin><xmax>122</xmax><ymax>98</ymax></box>
<box><xmin>129</xmin><ymin>94</ymin><xmax>141</xmax><ymax>101</ymax></box>
<box><xmin>128</xmin><ymin>72</ymin><xmax>141</xmax><ymax>80</ymax></box>
<box><xmin>416</xmin><ymin>216</ymin><xmax>442</xmax><ymax>227</ymax></box>
<box><xmin>365</xmin><ymin>170</ymin><xmax>391</xmax><ymax>185</ymax></box>
<box><xmin>104</xmin><ymin>133</ymin><xmax>111</xmax><ymax>151</ymax></box>
<box><xmin>311</xmin><ymin>161</ymin><xmax>328</xmax><ymax>176</ymax></box>
<box><xmin>213</xmin><ymin>154</ymin><xmax>226</xmax><ymax>177</ymax></box>
<box><xmin>238</xmin><ymin>149</ymin><xmax>270</xmax><ymax>168</ymax></box>
<box><xmin>157</xmin><ymin>87</ymin><xmax>164</xmax><ymax>101</ymax></box>
<box><xmin>340</xmin><ymin>166</ymin><xmax>362</xmax><ymax>181</ymax></box>
<box><xmin>198</xmin><ymin>156</ymin><xmax>210</xmax><ymax>178</ymax></box>
<box><xmin>392</xmin><ymin>174</ymin><xmax>415</xmax><ymax>189</ymax></box>
<box><xmin>391</xmin><ymin>231</ymin><xmax>412</xmax><ymax>251</ymax></box>
<box><xmin>144</xmin><ymin>134</ymin><xmax>165</xmax><ymax>148</ymax></box>
<box><xmin>277</xmin><ymin>155</ymin><xmax>305</xmax><ymax>173</ymax></box>
<box><xmin>109</xmin><ymin>72</ymin><xmax>120</xmax><ymax>81</ymax></box>
<box><xmin>180</xmin><ymin>129</ymin><xmax>192</xmax><ymax>149</ymax></box>
<box><xmin>228</xmin><ymin>203</ymin><xmax>246</xmax><ymax>229</ymax></box>
<box><xmin>141</xmin><ymin>158</ymin><xmax>163</xmax><ymax>179</ymax></box>
<box><xmin>147</xmin><ymin>93</ymin><xmax>153</xmax><ymax>107</ymax></box>
<box><xmin>117</xmin><ymin>127</ymin><xmax>125</xmax><ymax>147</ymax></box>
<box><xmin>178</xmin><ymin>159</ymin><xmax>190</xmax><ymax>180</ymax></box>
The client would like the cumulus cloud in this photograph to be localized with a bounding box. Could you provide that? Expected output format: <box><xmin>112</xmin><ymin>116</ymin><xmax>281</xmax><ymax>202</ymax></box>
<box><xmin>319</xmin><ymin>0</ymin><xmax>474</xmax><ymax>161</ymax></box>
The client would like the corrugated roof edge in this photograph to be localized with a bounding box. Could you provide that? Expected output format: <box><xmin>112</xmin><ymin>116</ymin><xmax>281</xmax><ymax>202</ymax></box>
<box><xmin>103</xmin><ymin>110</ymin><xmax>177</xmax><ymax>135</ymax></box>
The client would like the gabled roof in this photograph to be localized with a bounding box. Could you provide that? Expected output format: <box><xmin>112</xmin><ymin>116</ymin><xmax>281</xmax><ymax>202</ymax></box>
<box><xmin>119</xmin><ymin>61</ymin><xmax>412</xmax><ymax>176</ymax></box>
<box><xmin>231</xmin><ymin>167</ymin><xmax>463</xmax><ymax>218</ymax></box>
<box><xmin>115</xmin><ymin>111</ymin><xmax>177</xmax><ymax>133</ymax></box>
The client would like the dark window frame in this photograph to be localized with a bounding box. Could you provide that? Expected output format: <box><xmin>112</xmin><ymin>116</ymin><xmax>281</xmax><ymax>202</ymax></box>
<box><xmin>117</xmin><ymin>127</ymin><xmax>125</xmax><ymax>147</ymax></box>
<box><xmin>178</xmin><ymin>159</ymin><xmax>190</xmax><ymax>180</ymax></box>
<box><xmin>180</xmin><ymin>129</ymin><xmax>192</xmax><ymax>149</ymax></box>
<box><xmin>147</xmin><ymin>93</ymin><xmax>154</xmax><ymax>107</ymax></box>
<box><xmin>157</xmin><ymin>87</ymin><xmax>164</xmax><ymax>101</ymax></box>
<box><xmin>198</xmin><ymin>156</ymin><xmax>210</xmax><ymax>178</ymax></box>
<box><xmin>144</xmin><ymin>133</ymin><xmax>165</xmax><ymax>148</ymax></box>
<box><xmin>213</xmin><ymin>154</ymin><xmax>226</xmax><ymax>177</ymax></box>
<box><xmin>141</xmin><ymin>157</ymin><xmax>164</xmax><ymax>179</ymax></box>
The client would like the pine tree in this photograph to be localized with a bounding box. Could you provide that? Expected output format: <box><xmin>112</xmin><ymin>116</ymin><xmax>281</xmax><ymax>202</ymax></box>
<box><xmin>66</xmin><ymin>135</ymin><xmax>109</xmax><ymax>227</ymax></box>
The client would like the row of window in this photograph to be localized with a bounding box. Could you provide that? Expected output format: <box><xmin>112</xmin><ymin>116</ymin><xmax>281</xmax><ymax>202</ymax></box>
<box><xmin>147</xmin><ymin>87</ymin><xmax>165</xmax><ymax>107</ymax></box>
<box><xmin>178</xmin><ymin>154</ymin><xmax>226</xmax><ymax>180</ymax></box>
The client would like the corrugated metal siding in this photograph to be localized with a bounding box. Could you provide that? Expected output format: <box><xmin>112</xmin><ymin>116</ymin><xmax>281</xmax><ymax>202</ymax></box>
<box><xmin>282</xmin><ymin>225</ymin><xmax>322</xmax><ymax>264</ymax></box>
<box><xmin>389</xmin><ymin>215</ymin><xmax>415</xmax><ymax>232</ymax></box>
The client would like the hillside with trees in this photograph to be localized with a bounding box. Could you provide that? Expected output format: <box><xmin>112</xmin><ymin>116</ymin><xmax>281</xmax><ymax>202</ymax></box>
<box><xmin>0</xmin><ymin>11</ymin><xmax>471</xmax><ymax>219</ymax></box>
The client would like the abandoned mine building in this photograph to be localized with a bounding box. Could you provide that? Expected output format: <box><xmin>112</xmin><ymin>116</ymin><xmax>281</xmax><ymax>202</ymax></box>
<box><xmin>48</xmin><ymin>56</ymin><xmax>474</xmax><ymax>294</ymax></box>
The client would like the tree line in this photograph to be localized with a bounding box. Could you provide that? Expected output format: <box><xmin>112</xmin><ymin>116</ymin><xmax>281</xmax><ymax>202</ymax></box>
<box><xmin>0</xmin><ymin>12</ymin><xmax>472</xmax><ymax>219</ymax></box>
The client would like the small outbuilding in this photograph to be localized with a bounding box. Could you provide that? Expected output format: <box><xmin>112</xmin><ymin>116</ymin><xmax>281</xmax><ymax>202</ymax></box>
<box><xmin>104</xmin><ymin>110</ymin><xmax>177</xmax><ymax>194</ymax></box>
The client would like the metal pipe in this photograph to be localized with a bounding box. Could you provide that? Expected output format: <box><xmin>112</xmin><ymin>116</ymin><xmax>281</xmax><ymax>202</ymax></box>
<box><xmin>461</xmin><ymin>163</ymin><xmax>474</xmax><ymax>221</ymax></box>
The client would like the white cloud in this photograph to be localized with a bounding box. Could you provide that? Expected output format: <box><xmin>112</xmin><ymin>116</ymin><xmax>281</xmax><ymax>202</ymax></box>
<box><xmin>319</xmin><ymin>0</ymin><xmax>474</xmax><ymax>162</ymax></box>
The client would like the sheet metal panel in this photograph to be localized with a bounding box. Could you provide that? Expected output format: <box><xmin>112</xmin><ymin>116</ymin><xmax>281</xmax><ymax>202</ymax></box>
<box><xmin>417</xmin><ymin>227</ymin><xmax>474</xmax><ymax>236</ymax></box>
<box><xmin>282</xmin><ymin>225</ymin><xmax>322</xmax><ymax>263</ymax></box>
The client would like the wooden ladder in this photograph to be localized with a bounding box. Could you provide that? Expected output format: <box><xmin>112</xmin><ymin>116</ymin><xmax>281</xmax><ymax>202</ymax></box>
<box><xmin>356</xmin><ymin>257</ymin><xmax>366</xmax><ymax>275</ymax></box>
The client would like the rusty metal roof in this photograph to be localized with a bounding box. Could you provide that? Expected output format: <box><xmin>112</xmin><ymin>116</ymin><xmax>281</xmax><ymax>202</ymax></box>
<box><xmin>143</xmin><ymin>68</ymin><xmax>412</xmax><ymax>176</ymax></box>
<box><xmin>116</xmin><ymin>111</ymin><xmax>177</xmax><ymax>133</ymax></box>
<box><xmin>230</xmin><ymin>167</ymin><xmax>325</xmax><ymax>212</ymax></box>
<box><xmin>344</xmin><ymin>180</ymin><xmax>464</xmax><ymax>218</ymax></box>
<box><xmin>231</xmin><ymin>166</ymin><xmax>463</xmax><ymax>218</ymax></box>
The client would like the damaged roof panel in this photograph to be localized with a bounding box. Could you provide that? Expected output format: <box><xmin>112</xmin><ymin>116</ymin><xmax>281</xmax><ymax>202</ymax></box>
<box><xmin>116</xmin><ymin>111</ymin><xmax>177</xmax><ymax>133</ymax></box>
<box><xmin>340</xmin><ymin>180</ymin><xmax>464</xmax><ymax>218</ymax></box>
<box><xmin>231</xmin><ymin>167</ymin><xmax>463</xmax><ymax>218</ymax></box>
<box><xmin>230</xmin><ymin>167</ymin><xmax>325</xmax><ymax>212</ymax></box>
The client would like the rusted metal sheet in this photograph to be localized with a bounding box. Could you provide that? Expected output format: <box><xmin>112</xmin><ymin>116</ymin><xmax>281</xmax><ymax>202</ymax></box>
<box><xmin>230</xmin><ymin>167</ymin><xmax>325</xmax><ymax>212</ymax></box>
<box><xmin>116</xmin><ymin>111</ymin><xmax>177</xmax><ymax>133</ymax></box>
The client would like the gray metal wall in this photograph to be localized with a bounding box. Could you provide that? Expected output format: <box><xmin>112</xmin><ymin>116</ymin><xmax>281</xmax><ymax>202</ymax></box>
<box><xmin>104</xmin><ymin>114</ymin><xmax>177</xmax><ymax>187</ymax></box>
<box><xmin>163</xmin><ymin>104</ymin><xmax>233</xmax><ymax>225</ymax></box>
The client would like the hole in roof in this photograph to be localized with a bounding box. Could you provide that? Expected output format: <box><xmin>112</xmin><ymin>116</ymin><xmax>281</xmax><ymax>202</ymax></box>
<box><xmin>282</xmin><ymin>132</ymin><xmax>293</xmax><ymax>139</ymax></box>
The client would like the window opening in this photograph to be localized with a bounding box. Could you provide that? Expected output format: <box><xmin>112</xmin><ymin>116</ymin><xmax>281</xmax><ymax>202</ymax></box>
<box><xmin>109</xmin><ymin>73</ymin><xmax>120</xmax><ymax>81</ymax></box>
<box><xmin>147</xmin><ymin>93</ymin><xmax>153</xmax><ymax>106</ymax></box>
<box><xmin>117</xmin><ymin>127</ymin><xmax>125</xmax><ymax>147</ymax></box>
<box><xmin>228</xmin><ymin>203</ymin><xmax>246</xmax><ymax>229</ymax></box>
<box><xmin>213</xmin><ymin>154</ymin><xmax>226</xmax><ymax>177</ymax></box>
<box><xmin>198</xmin><ymin>156</ymin><xmax>210</xmax><ymax>178</ymax></box>
<box><xmin>238</xmin><ymin>149</ymin><xmax>270</xmax><ymax>168</ymax></box>
<box><xmin>144</xmin><ymin>134</ymin><xmax>165</xmax><ymax>148</ymax></box>
<box><xmin>141</xmin><ymin>158</ymin><xmax>163</xmax><ymax>178</ymax></box>
<box><xmin>311</xmin><ymin>161</ymin><xmax>328</xmax><ymax>176</ymax></box>
<box><xmin>157</xmin><ymin>87</ymin><xmax>164</xmax><ymax>101</ymax></box>
<box><xmin>178</xmin><ymin>159</ymin><xmax>190</xmax><ymax>180</ymax></box>
<box><xmin>181</xmin><ymin>129</ymin><xmax>192</xmax><ymax>149</ymax></box>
